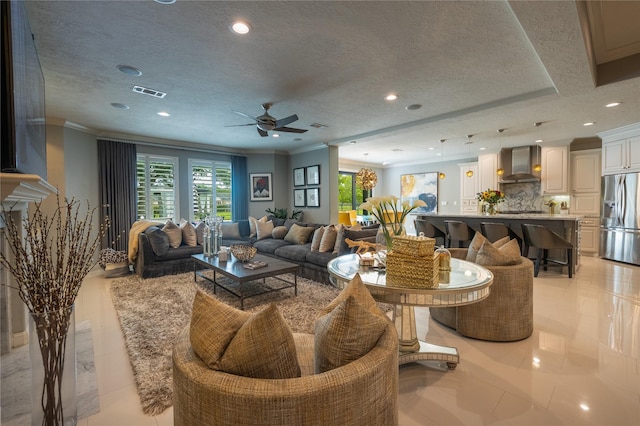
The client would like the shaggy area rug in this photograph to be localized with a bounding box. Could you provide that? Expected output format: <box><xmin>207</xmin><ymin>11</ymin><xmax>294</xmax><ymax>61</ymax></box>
<box><xmin>109</xmin><ymin>271</ymin><xmax>376</xmax><ymax>416</ymax></box>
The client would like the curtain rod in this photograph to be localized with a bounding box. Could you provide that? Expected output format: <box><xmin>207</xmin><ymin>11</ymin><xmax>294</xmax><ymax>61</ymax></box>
<box><xmin>97</xmin><ymin>137</ymin><xmax>247</xmax><ymax>157</ymax></box>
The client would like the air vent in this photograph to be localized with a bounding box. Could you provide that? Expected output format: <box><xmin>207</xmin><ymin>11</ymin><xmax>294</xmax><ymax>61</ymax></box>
<box><xmin>132</xmin><ymin>85</ymin><xmax>166</xmax><ymax>98</ymax></box>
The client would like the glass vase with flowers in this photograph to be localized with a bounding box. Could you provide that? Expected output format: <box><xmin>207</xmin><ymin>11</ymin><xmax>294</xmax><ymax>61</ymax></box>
<box><xmin>477</xmin><ymin>189</ymin><xmax>506</xmax><ymax>215</ymax></box>
<box><xmin>359</xmin><ymin>195</ymin><xmax>426</xmax><ymax>250</ymax></box>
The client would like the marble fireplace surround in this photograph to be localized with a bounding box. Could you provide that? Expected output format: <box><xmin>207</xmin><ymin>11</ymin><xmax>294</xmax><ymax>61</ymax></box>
<box><xmin>0</xmin><ymin>173</ymin><xmax>57</xmax><ymax>354</ymax></box>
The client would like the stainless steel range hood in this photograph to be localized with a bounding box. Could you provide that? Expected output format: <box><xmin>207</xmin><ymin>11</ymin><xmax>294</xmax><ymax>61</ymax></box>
<box><xmin>498</xmin><ymin>146</ymin><xmax>542</xmax><ymax>183</ymax></box>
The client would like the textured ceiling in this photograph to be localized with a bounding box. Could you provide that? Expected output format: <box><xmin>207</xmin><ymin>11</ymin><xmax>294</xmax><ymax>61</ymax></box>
<box><xmin>22</xmin><ymin>0</ymin><xmax>640</xmax><ymax>167</ymax></box>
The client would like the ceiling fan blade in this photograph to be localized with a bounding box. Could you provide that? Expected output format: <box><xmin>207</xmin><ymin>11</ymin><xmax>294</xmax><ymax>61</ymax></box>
<box><xmin>257</xmin><ymin>128</ymin><xmax>269</xmax><ymax>137</ymax></box>
<box><xmin>275</xmin><ymin>114</ymin><xmax>299</xmax><ymax>128</ymax></box>
<box><xmin>224</xmin><ymin>123</ymin><xmax>256</xmax><ymax>127</ymax></box>
<box><xmin>233</xmin><ymin>110</ymin><xmax>258</xmax><ymax>121</ymax></box>
<box><xmin>275</xmin><ymin>126</ymin><xmax>308</xmax><ymax>134</ymax></box>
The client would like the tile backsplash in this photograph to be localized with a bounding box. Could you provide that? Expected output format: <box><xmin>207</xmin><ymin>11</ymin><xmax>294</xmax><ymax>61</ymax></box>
<box><xmin>500</xmin><ymin>182</ymin><xmax>544</xmax><ymax>211</ymax></box>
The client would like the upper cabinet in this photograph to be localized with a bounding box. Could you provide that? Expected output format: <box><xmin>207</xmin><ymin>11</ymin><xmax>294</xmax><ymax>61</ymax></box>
<box><xmin>477</xmin><ymin>153</ymin><xmax>498</xmax><ymax>191</ymax></box>
<box><xmin>541</xmin><ymin>146</ymin><xmax>569</xmax><ymax>194</ymax></box>
<box><xmin>459</xmin><ymin>162</ymin><xmax>478</xmax><ymax>214</ymax></box>
<box><xmin>599</xmin><ymin>123</ymin><xmax>640</xmax><ymax>175</ymax></box>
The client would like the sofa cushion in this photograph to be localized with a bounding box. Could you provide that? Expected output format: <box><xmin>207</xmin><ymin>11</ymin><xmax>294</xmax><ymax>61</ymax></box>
<box><xmin>272</xmin><ymin>225</ymin><xmax>289</xmax><ymax>239</ymax></box>
<box><xmin>305</xmin><ymin>250</ymin><xmax>337</xmax><ymax>267</ymax></box>
<box><xmin>476</xmin><ymin>238</ymin><xmax>521</xmax><ymax>266</ymax></box>
<box><xmin>319</xmin><ymin>225</ymin><xmax>338</xmax><ymax>252</ymax></box>
<box><xmin>194</xmin><ymin>221</ymin><xmax>206</xmax><ymax>245</ymax></box>
<box><xmin>256</xmin><ymin>220</ymin><xmax>274</xmax><ymax>240</ymax></box>
<box><xmin>467</xmin><ymin>232</ymin><xmax>510</xmax><ymax>263</ymax></box>
<box><xmin>144</xmin><ymin>226</ymin><xmax>170</xmax><ymax>256</ymax></box>
<box><xmin>284</xmin><ymin>223</ymin><xmax>315</xmax><ymax>245</ymax></box>
<box><xmin>253</xmin><ymin>238</ymin><xmax>290</xmax><ymax>254</ymax></box>
<box><xmin>190</xmin><ymin>290</ymin><xmax>251</xmax><ymax>369</ymax></box>
<box><xmin>274</xmin><ymin>243</ymin><xmax>311</xmax><ymax>262</ymax></box>
<box><xmin>221</xmin><ymin>222</ymin><xmax>241</xmax><ymax>239</ymax></box>
<box><xmin>156</xmin><ymin>244</ymin><xmax>203</xmax><ymax>261</ymax></box>
<box><xmin>217</xmin><ymin>303</ymin><xmax>301</xmax><ymax>379</ymax></box>
<box><xmin>310</xmin><ymin>226</ymin><xmax>325</xmax><ymax>252</ymax></box>
<box><xmin>163</xmin><ymin>220</ymin><xmax>183</xmax><ymax>248</ymax></box>
<box><xmin>314</xmin><ymin>295</ymin><xmax>388</xmax><ymax>373</ymax></box>
<box><xmin>180</xmin><ymin>219</ymin><xmax>197</xmax><ymax>247</ymax></box>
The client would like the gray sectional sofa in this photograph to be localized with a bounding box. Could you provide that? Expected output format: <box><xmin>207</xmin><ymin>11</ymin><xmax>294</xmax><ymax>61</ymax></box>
<box><xmin>134</xmin><ymin>218</ymin><xmax>378</xmax><ymax>283</ymax></box>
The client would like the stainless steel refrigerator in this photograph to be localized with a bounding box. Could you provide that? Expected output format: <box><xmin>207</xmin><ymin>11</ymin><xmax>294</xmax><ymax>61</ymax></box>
<box><xmin>600</xmin><ymin>173</ymin><xmax>640</xmax><ymax>266</ymax></box>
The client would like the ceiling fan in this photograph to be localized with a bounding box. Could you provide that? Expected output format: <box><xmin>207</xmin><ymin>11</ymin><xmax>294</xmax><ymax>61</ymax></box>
<box><xmin>226</xmin><ymin>103</ymin><xmax>308</xmax><ymax>137</ymax></box>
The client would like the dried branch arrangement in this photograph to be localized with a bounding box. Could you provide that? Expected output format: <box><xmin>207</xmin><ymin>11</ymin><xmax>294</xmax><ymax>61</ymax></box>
<box><xmin>0</xmin><ymin>194</ymin><xmax>110</xmax><ymax>425</ymax></box>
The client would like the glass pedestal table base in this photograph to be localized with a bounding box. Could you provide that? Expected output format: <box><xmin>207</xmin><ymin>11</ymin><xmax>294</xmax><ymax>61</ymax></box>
<box><xmin>327</xmin><ymin>254</ymin><xmax>493</xmax><ymax>370</ymax></box>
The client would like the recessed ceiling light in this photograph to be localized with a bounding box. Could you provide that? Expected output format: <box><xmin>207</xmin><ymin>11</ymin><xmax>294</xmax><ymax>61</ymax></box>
<box><xmin>583</xmin><ymin>122</ymin><xmax>595</xmax><ymax>126</ymax></box>
<box><xmin>154</xmin><ymin>0</ymin><xmax>176</xmax><ymax>4</ymax></box>
<box><xmin>110</xmin><ymin>102</ymin><xmax>129</xmax><ymax>109</ymax></box>
<box><xmin>382</xmin><ymin>162</ymin><xmax>390</xmax><ymax>165</ymax></box>
<box><xmin>116</xmin><ymin>64</ymin><xmax>142</xmax><ymax>76</ymax></box>
<box><xmin>579</xmin><ymin>403</ymin><xmax>590</xmax><ymax>412</ymax></box>
<box><xmin>157</xmin><ymin>111</ymin><xmax>170</xmax><ymax>117</ymax></box>
<box><xmin>385</xmin><ymin>94</ymin><xmax>398</xmax><ymax>101</ymax></box>
<box><xmin>272</xmin><ymin>133</ymin><xmax>280</xmax><ymax>138</ymax></box>
<box><xmin>428</xmin><ymin>147</ymin><xmax>435</xmax><ymax>150</ymax></box>
<box><xmin>536</xmin><ymin>139</ymin><xmax>543</xmax><ymax>143</ymax></box>
<box><xmin>605</xmin><ymin>102</ymin><xmax>621</xmax><ymax>108</ymax></box>
<box><xmin>230</xmin><ymin>21</ymin><xmax>251</xmax><ymax>35</ymax></box>
<box><xmin>406</xmin><ymin>104</ymin><xmax>422</xmax><ymax>110</ymax></box>
<box><xmin>480</xmin><ymin>147</ymin><xmax>486</xmax><ymax>150</ymax></box>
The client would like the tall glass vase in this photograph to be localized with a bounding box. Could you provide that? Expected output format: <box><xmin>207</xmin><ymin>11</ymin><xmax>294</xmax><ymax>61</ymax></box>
<box><xmin>29</xmin><ymin>305</ymin><xmax>77</xmax><ymax>426</ymax></box>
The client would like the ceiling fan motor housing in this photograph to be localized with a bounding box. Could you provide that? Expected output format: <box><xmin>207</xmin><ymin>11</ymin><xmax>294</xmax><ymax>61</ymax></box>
<box><xmin>257</xmin><ymin>116</ymin><xmax>276</xmax><ymax>131</ymax></box>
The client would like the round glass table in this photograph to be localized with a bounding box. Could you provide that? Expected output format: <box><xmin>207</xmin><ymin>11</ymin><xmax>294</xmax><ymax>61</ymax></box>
<box><xmin>327</xmin><ymin>254</ymin><xmax>493</xmax><ymax>369</ymax></box>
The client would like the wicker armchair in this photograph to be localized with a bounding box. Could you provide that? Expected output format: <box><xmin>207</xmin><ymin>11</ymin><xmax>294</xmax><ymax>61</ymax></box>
<box><xmin>173</xmin><ymin>322</ymin><xmax>399</xmax><ymax>426</ymax></box>
<box><xmin>430</xmin><ymin>248</ymin><xmax>534</xmax><ymax>341</ymax></box>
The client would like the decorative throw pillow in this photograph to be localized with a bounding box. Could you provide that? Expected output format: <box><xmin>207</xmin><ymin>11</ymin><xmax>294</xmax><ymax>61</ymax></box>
<box><xmin>318</xmin><ymin>272</ymin><xmax>383</xmax><ymax>318</ymax></box>
<box><xmin>217</xmin><ymin>304</ymin><xmax>301</xmax><ymax>379</ymax></box>
<box><xmin>194</xmin><ymin>221</ymin><xmax>206</xmax><ymax>245</ymax></box>
<box><xmin>314</xmin><ymin>295</ymin><xmax>388</xmax><ymax>373</ymax></box>
<box><xmin>256</xmin><ymin>220</ymin><xmax>274</xmax><ymax>240</ymax></box>
<box><xmin>333</xmin><ymin>224</ymin><xmax>347</xmax><ymax>254</ymax></box>
<box><xmin>190</xmin><ymin>290</ymin><xmax>251</xmax><ymax>369</ymax></box>
<box><xmin>319</xmin><ymin>225</ymin><xmax>338</xmax><ymax>252</ymax></box>
<box><xmin>284</xmin><ymin>223</ymin><xmax>315</xmax><ymax>245</ymax></box>
<box><xmin>248</xmin><ymin>215</ymin><xmax>268</xmax><ymax>238</ymax></box>
<box><xmin>467</xmin><ymin>232</ymin><xmax>510</xmax><ymax>263</ymax></box>
<box><xmin>272</xmin><ymin>225</ymin><xmax>289</xmax><ymax>239</ymax></box>
<box><xmin>310</xmin><ymin>226</ymin><xmax>326</xmax><ymax>252</ymax></box>
<box><xmin>221</xmin><ymin>222</ymin><xmax>241</xmax><ymax>239</ymax></box>
<box><xmin>179</xmin><ymin>219</ymin><xmax>197</xmax><ymax>247</ymax></box>
<box><xmin>162</xmin><ymin>220</ymin><xmax>182</xmax><ymax>248</ymax></box>
<box><xmin>476</xmin><ymin>239</ymin><xmax>521</xmax><ymax>266</ymax></box>
<box><xmin>144</xmin><ymin>226</ymin><xmax>170</xmax><ymax>256</ymax></box>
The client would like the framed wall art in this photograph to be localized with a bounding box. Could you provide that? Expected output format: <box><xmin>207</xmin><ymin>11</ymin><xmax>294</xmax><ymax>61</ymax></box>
<box><xmin>400</xmin><ymin>172</ymin><xmax>438</xmax><ymax>214</ymax></box>
<box><xmin>293</xmin><ymin>167</ymin><xmax>305</xmax><ymax>186</ymax></box>
<box><xmin>306</xmin><ymin>165</ymin><xmax>320</xmax><ymax>185</ymax></box>
<box><xmin>306</xmin><ymin>187</ymin><xmax>320</xmax><ymax>207</ymax></box>
<box><xmin>294</xmin><ymin>189</ymin><xmax>306</xmax><ymax>207</ymax></box>
<box><xmin>250</xmin><ymin>173</ymin><xmax>273</xmax><ymax>201</ymax></box>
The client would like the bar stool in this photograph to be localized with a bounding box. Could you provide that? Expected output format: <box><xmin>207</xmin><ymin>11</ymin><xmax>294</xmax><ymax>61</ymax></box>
<box><xmin>444</xmin><ymin>220</ymin><xmax>474</xmax><ymax>248</ymax></box>
<box><xmin>481</xmin><ymin>222</ymin><xmax>524</xmax><ymax>254</ymax></box>
<box><xmin>414</xmin><ymin>219</ymin><xmax>446</xmax><ymax>247</ymax></box>
<box><xmin>521</xmin><ymin>224</ymin><xmax>574</xmax><ymax>278</ymax></box>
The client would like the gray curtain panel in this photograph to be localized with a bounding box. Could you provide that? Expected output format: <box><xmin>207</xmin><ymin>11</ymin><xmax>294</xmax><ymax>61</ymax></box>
<box><xmin>98</xmin><ymin>139</ymin><xmax>137</xmax><ymax>252</ymax></box>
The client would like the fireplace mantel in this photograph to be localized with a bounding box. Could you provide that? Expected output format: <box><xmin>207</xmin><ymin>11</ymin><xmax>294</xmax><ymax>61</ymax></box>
<box><xmin>0</xmin><ymin>172</ymin><xmax>57</xmax><ymax>204</ymax></box>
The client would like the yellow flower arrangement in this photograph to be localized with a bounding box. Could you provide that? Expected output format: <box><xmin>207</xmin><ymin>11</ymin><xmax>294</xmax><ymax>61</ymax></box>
<box><xmin>477</xmin><ymin>189</ymin><xmax>506</xmax><ymax>205</ymax></box>
<box><xmin>359</xmin><ymin>195</ymin><xmax>426</xmax><ymax>248</ymax></box>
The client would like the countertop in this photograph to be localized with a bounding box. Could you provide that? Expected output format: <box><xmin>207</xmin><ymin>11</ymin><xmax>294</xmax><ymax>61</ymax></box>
<box><xmin>421</xmin><ymin>213</ymin><xmax>584</xmax><ymax>221</ymax></box>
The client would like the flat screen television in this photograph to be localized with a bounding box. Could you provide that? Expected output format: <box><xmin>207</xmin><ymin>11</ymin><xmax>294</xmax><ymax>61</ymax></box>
<box><xmin>1</xmin><ymin>0</ymin><xmax>47</xmax><ymax>178</ymax></box>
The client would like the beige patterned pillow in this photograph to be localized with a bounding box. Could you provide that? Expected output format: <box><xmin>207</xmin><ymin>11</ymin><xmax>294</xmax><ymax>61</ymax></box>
<box><xmin>179</xmin><ymin>219</ymin><xmax>197</xmax><ymax>247</ymax></box>
<box><xmin>284</xmin><ymin>223</ymin><xmax>315</xmax><ymax>245</ymax></box>
<box><xmin>476</xmin><ymin>239</ymin><xmax>521</xmax><ymax>266</ymax></box>
<box><xmin>162</xmin><ymin>220</ymin><xmax>182</xmax><ymax>248</ymax></box>
<box><xmin>310</xmin><ymin>226</ymin><xmax>325</xmax><ymax>252</ymax></box>
<box><xmin>256</xmin><ymin>220</ymin><xmax>274</xmax><ymax>240</ymax></box>
<box><xmin>493</xmin><ymin>235</ymin><xmax>510</xmax><ymax>248</ymax></box>
<box><xmin>189</xmin><ymin>290</ymin><xmax>251</xmax><ymax>369</ymax></box>
<box><xmin>318</xmin><ymin>225</ymin><xmax>338</xmax><ymax>252</ymax></box>
<box><xmin>314</xmin><ymin>295</ymin><xmax>388</xmax><ymax>373</ymax></box>
<box><xmin>248</xmin><ymin>215</ymin><xmax>268</xmax><ymax>238</ymax></box>
<box><xmin>272</xmin><ymin>225</ymin><xmax>288</xmax><ymax>239</ymax></box>
<box><xmin>318</xmin><ymin>273</ymin><xmax>383</xmax><ymax>318</ymax></box>
<box><xmin>467</xmin><ymin>232</ymin><xmax>510</xmax><ymax>262</ymax></box>
<box><xmin>217</xmin><ymin>304</ymin><xmax>301</xmax><ymax>379</ymax></box>
<box><xmin>194</xmin><ymin>221</ymin><xmax>206</xmax><ymax>245</ymax></box>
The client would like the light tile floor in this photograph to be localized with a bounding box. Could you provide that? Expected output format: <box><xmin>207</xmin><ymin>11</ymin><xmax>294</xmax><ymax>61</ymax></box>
<box><xmin>73</xmin><ymin>255</ymin><xmax>638</xmax><ymax>425</ymax></box>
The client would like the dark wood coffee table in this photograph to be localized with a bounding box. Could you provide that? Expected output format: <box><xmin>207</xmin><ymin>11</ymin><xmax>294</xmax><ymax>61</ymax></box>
<box><xmin>192</xmin><ymin>253</ymin><xmax>299</xmax><ymax>309</ymax></box>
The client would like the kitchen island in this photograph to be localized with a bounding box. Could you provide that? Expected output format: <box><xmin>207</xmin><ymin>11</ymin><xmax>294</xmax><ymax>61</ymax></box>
<box><xmin>415</xmin><ymin>213</ymin><xmax>583</xmax><ymax>273</ymax></box>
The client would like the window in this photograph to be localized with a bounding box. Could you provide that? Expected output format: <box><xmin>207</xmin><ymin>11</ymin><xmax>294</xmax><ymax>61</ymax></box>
<box><xmin>190</xmin><ymin>160</ymin><xmax>232</xmax><ymax>221</ymax></box>
<box><xmin>338</xmin><ymin>172</ymin><xmax>369</xmax><ymax>213</ymax></box>
<box><xmin>136</xmin><ymin>155</ymin><xmax>178</xmax><ymax>221</ymax></box>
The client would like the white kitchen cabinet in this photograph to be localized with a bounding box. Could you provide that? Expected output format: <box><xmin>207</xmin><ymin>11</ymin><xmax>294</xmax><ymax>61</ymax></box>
<box><xmin>599</xmin><ymin>123</ymin><xmax>640</xmax><ymax>175</ymax></box>
<box><xmin>579</xmin><ymin>218</ymin><xmax>599</xmax><ymax>255</ymax></box>
<box><xmin>459</xmin><ymin>162</ymin><xmax>478</xmax><ymax>213</ymax></box>
<box><xmin>477</xmin><ymin>153</ymin><xmax>498</xmax><ymax>191</ymax></box>
<box><xmin>541</xmin><ymin>146</ymin><xmax>569</xmax><ymax>194</ymax></box>
<box><xmin>570</xmin><ymin>150</ymin><xmax>601</xmax><ymax>216</ymax></box>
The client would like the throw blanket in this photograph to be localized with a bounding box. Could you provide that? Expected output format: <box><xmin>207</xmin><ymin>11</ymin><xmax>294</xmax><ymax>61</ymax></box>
<box><xmin>128</xmin><ymin>220</ymin><xmax>164</xmax><ymax>264</ymax></box>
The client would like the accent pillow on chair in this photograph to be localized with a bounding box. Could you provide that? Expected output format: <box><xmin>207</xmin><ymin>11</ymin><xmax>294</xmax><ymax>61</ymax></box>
<box><xmin>467</xmin><ymin>232</ymin><xmax>510</xmax><ymax>263</ymax></box>
<box><xmin>475</xmin><ymin>238</ymin><xmax>521</xmax><ymax>266</ymax></box>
